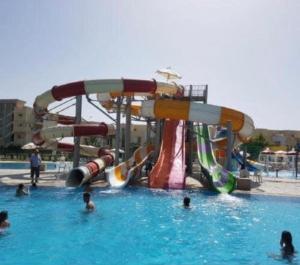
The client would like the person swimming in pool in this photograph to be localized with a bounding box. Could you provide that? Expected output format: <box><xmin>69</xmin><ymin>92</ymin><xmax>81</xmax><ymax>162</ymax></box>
<box><xmin>268</xmin><ymin>230</ymin><xmax>296</xmax><ymax>261</ymax></box>
<box><xmin>0</xmin><ymin>211</ymin><xmax>10</xmax><ymax>229</ymax></box>
<box><xmin>183</xmin><ymin>197</ymin><xmax>191</xmax><ymax>208</ymax></box>
<box><xmin>83</xmin><ymin>192</ymin><xmax>95</xmax><ymax>211</ymax></box>
<box><xmin>280</xmin><ymin>231</ymin><xmax>295</xmax><ymax>259</ymax></box>
<box><xmin>16</xmin><ymin>183</ymin><xmax>29</xmax><ymax>197</ymax></box>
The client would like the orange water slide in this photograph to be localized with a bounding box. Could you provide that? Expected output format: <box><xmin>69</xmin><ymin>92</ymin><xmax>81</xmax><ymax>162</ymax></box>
<box><xmin>149</xmin><ymin>120</ymin><xmax>186</xmax><ymax>189</ymax></box>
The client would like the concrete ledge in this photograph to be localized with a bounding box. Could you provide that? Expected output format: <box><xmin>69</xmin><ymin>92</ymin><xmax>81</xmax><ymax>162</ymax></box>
<box><xmin>236</xmin><ymin>178</ymin><xmax>251</xmax><ymax>191</ymax></box>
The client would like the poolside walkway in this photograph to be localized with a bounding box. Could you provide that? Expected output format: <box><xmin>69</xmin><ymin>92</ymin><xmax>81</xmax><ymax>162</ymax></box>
<box><xmin>0</xmin><ymin>168</ymin><xmax>300</xmax><ymax>197</ymax></box>
<box><xmin>0</xmin><ymin>169</ymin><xmax>67</xmax><ymax>187</ymax></box>
<box><xmin>243</xmin><ymin>177</ymin><xmax>300</xmax><ymax>197</ymax></box>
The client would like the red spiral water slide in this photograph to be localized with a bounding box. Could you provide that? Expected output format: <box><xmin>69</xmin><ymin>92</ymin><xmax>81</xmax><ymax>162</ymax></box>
<box><xmin>32</xmin><ymin>79</ymin><xmax>179</xmax><ymax>187</ymax></box>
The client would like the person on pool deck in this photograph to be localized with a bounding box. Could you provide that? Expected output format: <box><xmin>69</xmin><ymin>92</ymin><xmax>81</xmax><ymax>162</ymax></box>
<box><xmin>183</xmin><ymin>197</ymin><xmax>191</xmax><ymax>208</ymax></box>
<box><xmin>0</xmin><ymin>211</ymin><xmax>10</xmax><ymax>229</ymax></box>
<box><xmin>239</xmin><ymin>164</ymin><xmax>250</xmax><ymax>178</ymax></box>
<box><xmin>16</xmin><ymin>183</ymin><xmax>29</xmax><ymax>196</ymax></box>
<box><xmin>83</xmin><ymin>192</ymin><xmax>95</xmax><ymax>211</ymax></box>
<box><xmin>30</xmin><ymin>149</ymin><xmax>42</xmax><ymax>185</ymax></box>
<box><xmin>280</xmin><ymin>231</ymin><xmax>295</xmax><ymax>259</ymax></box>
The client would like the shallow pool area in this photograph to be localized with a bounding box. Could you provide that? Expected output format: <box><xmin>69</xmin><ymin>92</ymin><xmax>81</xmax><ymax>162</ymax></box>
<box><xmin>232</xmin><ymin>169</ymin><xmax>298</xmax><ymax>180</ymax></box>
<box><xmin>0</xmin><ymin>187</ymin><xmax>299</xmax><ymax>265</ymax></box>
<box><xmin>262</xmin><ymin>170</ymin><xmax>298</xmax><ymax>179</ymax></box>
<box><xmin>0</xmin><ymin>161</ymin><xmax>71</xmax><ymax>171</ymax></box>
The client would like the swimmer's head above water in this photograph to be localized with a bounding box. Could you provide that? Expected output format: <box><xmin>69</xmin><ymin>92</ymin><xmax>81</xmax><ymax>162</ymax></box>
<box><xmin>183</xmin><ymin>197</ymin><xmax>191</xmax><ymax>208</ymax></box>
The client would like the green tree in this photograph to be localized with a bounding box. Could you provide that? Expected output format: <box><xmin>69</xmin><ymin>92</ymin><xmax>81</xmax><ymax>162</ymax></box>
<box><xmin>83</xmin><ymin>136</ymin><xmax>102</xmax><ymax>147</ymax></box>
<box><xmin>241</xmin><ymin>133</ymin><xmax>268</xmax><ymax>160</ymax></box>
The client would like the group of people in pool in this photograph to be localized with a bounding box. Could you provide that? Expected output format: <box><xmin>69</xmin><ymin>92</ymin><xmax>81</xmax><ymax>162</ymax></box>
<box><xmin>81</xmin><ymin>193</ymin><xmax>296</xmax><ymax>260</ymax></box>
<box><xmin>0</xmin><ymin>183</ymin><xmax>31</xmax><ymax>230</ymax></box>
<box><xmin>0</xmin><ymin>190</ymin><xmax>296</xmax><ymax>260</ymax></box>
<box><xmin>14</xmin><ymin>183</ymin><xmax>95</xmax><ymax>211</ymax></box>
<box><xmin>1</xmin><ymin>185</ymin><xmax>96</xmax><ymax>231</ymax></box>
<box><xmin>181</xmin><ymin>196</ymin><xmax>296</xmax><ymax>260</ymax></box>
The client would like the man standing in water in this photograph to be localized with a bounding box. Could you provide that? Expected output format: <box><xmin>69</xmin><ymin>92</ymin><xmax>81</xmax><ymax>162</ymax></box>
<box><xmin>83</xmin><ymin>192</ymin><xmax>95</xmax><ymax>211</ymax></box>
<box><xmin>30</xmin><ymin>149</ymin><xmax>41</xmax><ymax>185</ymax></box>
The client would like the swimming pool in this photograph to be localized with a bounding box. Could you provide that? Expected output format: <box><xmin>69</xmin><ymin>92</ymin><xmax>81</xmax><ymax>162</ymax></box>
<box><xmin>0</xmin><ymin>161</ymin><xmax>66</xmax><ymax>171</ymax></box>
<box><xmin>0</xmin><ymin>187</ymin><xmax>299</xmax><ymax>265</ymax></box>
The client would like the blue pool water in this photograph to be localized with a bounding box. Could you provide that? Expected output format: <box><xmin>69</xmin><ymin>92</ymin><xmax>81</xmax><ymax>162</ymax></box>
<box><xmin>232</xmin><ymin>170</ymin><xmax>298</xmax><ymax>180</ymax></box>
<box><xmin>262</xmin><ymin>170</ymin><xmax>298</xmax><ymax>179</ymax></box>
<box><xmin>0</xmin><ymin>187</ymin><xmax>299</xmax><ymax>265</ymax></box>
<box><xmin>0</xmin><ymin>162</ymin><xmax>57</xmax><ymax>170</ymax></box>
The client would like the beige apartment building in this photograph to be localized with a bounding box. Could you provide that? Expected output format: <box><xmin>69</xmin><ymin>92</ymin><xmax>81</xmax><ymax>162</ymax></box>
<box><xmin>253</xmin><ymin>128</ymin><xmax>300</xmax><ymax>149</ymax></box>
<box><xmin>0</xmin><ymin>98</ymin><xmax>149</xmax><ymax>149</ymax></box>
<box><xmin>0</xmin><ymin>99</ymin><xmax>33</xmax><ymax>147</ymax></box>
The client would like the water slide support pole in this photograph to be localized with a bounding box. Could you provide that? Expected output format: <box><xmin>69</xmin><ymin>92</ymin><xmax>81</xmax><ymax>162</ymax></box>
<box><xmin>243</xmin><ymin>145</ymin><xmax>247</xmax><ymax>166</ymax></box>
<box><xmin>154</xmin><ymin>94</ymin><xmax>161</xmax><ymax>162</ymax></box>
<box><xmin>73</xmin><ymin>95</ymin><xmax>82</xmax><ymax>168</ymax></box>
<box><xmin>226</xmin><ymin>121</ymin><xmax>233</xmax><ymax>171</ymax></box>
<box><xmin>187</xmin><ymin>85</ymin><xmax>193</xmax><ymax>175</ymax></box>
<box><xmin>125</xmin><ymin>96</ymin><xmax>132</xmax><ymax>160</ymax></box>
<box><xmin>266</xmin><ymin>155</ymin><xmax>269</xmax><ymax>176</ymax></box>
<box><xmin>204</xmin><ymin>85</ymin><xmax>208</xmax><ymax>104</ymax></box>
<box><xmin>115</xmin><ymin>97</ymin><xmax>122</xmax><ymax>166</ymax></box>
<box><xmin>295</xmin><ymin>147</ymin><xmax>299</xmax><ymax>179</ymax></box>
<box><xmin>146</xmin><ymin>119</ymin><xmax>151</xmax><ymax>144</ymax></box>
<box><xmin>154</xmin><ymin>118</ymin><xmax>161</xmax><ymax>162</ymax></box>
<box><xmin>85</xmin><ymin>94</ymin><xmax>116</xmax><ymax>122</ymax></box>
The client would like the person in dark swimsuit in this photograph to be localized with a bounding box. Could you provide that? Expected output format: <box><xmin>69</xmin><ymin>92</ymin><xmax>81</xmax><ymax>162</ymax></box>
<box><xmin>280</xmin><ymin>231</ymin><xmax>295</xmax><ymax>259</ymax></box>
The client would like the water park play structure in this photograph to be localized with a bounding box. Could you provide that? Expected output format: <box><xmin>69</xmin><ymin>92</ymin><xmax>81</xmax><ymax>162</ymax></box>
<box><xmin>32</xmin><ymin>78</ymin><xmax>255</xmax><ymax>193</ymax></box>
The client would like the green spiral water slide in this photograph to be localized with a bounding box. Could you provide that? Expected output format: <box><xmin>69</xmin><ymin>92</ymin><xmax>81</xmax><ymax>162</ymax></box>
<box><xmin>195</xmin><ymin>123</ymin><xmax>236</xmax><ymax>193</ymax></box>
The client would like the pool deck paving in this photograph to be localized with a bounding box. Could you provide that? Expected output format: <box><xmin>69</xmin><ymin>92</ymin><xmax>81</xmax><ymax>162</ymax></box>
<box><xmin>0</xmin><ymin>168</ymin><xmax>300</xmax><ymax>198</ymax></box>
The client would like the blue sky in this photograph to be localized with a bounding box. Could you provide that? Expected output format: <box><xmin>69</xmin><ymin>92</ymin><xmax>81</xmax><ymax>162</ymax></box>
<box><xmin>0</xmin><ymin>0</ymin><xmax>299</xmax><ymax>130</ymax></box>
